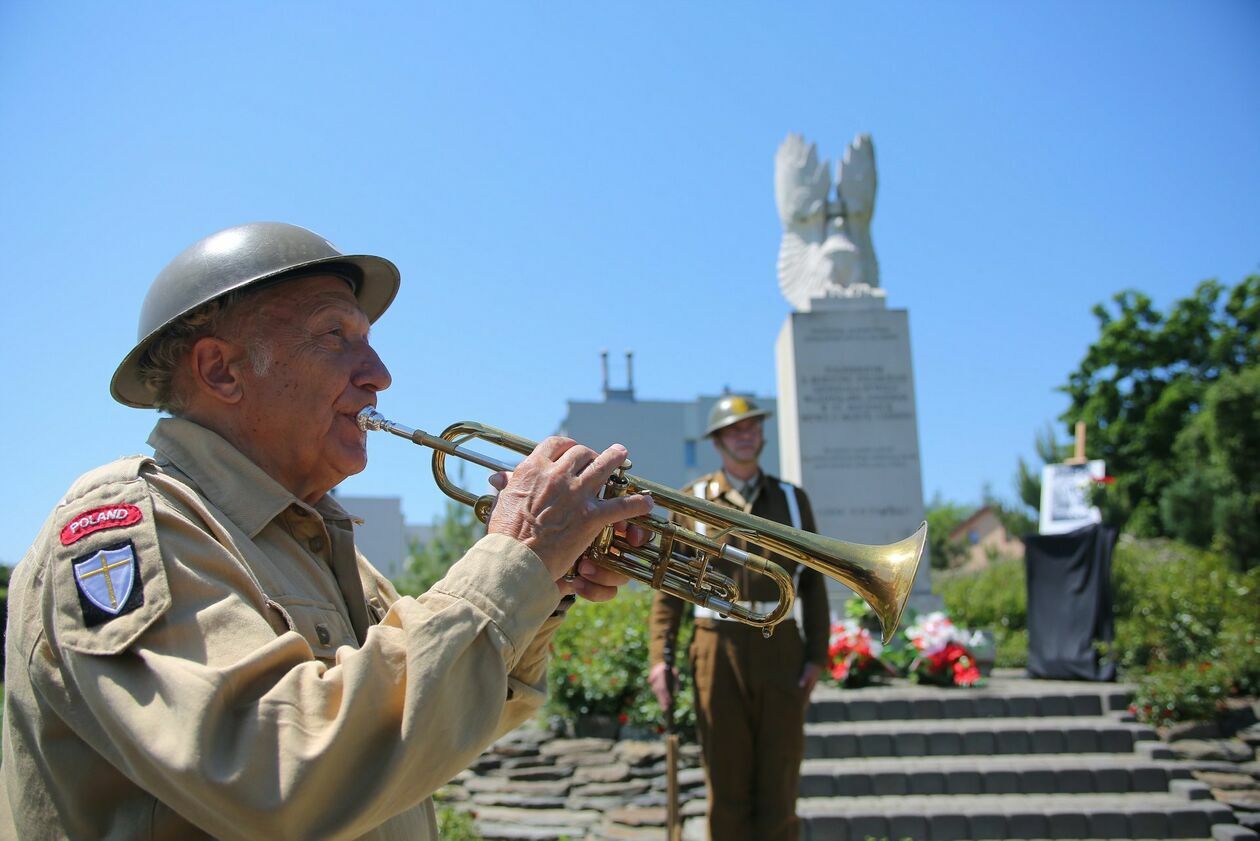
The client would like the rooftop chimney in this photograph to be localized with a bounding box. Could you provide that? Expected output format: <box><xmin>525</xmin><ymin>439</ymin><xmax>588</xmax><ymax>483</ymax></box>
<box><xmin>600</xmin><ymin>349</ymin><xmax>636</xmax><ymax>403</ymax></box>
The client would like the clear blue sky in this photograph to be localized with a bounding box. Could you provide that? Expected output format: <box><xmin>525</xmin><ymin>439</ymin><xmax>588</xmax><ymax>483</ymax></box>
<box><xmin>2</xmin><ymin>2</ymin><xmax>1257</xmax><ymax>566</ymax></box>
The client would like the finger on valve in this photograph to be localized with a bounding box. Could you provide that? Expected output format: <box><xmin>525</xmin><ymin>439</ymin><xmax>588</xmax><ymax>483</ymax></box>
<box><xmin>575</xmin><ymin>556</ymin><xmax>630</xmax><ymax>588</ymax></box>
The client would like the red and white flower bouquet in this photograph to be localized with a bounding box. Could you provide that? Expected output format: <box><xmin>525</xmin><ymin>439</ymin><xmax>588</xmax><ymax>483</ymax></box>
<box><xmin>904</xmin><ymin>611</ymin><xmax>983</xmax><ymax>687</ymax></box>
<box><xmin>827</xmin><ymin>619</ymin><xmax>896</xmax><ymax>688</ymax></box>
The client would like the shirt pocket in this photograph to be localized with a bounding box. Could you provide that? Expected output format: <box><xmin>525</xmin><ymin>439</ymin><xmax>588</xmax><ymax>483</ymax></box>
<box><xmin>270</xmin><ymin>596</ymin><xmax>357</xmax><ymax>661</ymax></box>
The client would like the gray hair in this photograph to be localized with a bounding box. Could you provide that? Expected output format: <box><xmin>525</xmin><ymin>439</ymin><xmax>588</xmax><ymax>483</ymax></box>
<box><xmin>136</xmin><ymin>288</ymin><xmax>272</xmax><ymax>414</ymax></box>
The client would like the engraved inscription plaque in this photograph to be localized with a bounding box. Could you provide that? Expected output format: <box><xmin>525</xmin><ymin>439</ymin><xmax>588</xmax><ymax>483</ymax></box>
<box><xmin>776</xmin><ymin>297</ymin><xmax>934</xmax><ymax>611</ymax></box>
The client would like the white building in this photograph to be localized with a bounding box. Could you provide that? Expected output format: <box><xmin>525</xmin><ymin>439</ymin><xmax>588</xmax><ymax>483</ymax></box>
<box><xmin>329</xmin><ymin>494</ymin><xmax>413</xmax><ymax>581</ymax></box>
<box><xmin>558</xmin><ymin>351</ymin><xmax>779</xmax><ymax>491</ymax></box>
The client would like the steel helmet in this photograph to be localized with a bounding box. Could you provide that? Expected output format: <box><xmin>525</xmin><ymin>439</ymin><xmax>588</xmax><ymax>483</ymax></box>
<box><xmin>110</xmin><ymin>222</ymin><xmax>401</xmax><ymax>408</ymax></box>
<box><xmin>704</xmin><ymin>394</ymin><xmax>772</xmax><ymax>438</ymax></box>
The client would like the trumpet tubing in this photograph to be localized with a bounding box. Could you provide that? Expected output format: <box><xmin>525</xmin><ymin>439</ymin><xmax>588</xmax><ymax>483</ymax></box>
<box><xmin>358</xmin><ymin>406</ymin><xmax>926</xmax><ymax>643</ymax></box>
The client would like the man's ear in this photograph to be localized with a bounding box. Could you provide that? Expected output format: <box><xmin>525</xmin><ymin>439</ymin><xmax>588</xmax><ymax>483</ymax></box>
<box><xmin>188</xmin><ymin>336</ymin><xmax>246</xmax><ymax>404</ymax></box>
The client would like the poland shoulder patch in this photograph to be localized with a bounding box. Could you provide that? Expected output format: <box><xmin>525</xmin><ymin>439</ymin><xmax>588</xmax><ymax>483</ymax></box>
<box><xmin>73</xmin><ymin>542</ymin><xmax>144</xmax><ymax>626</ymax></box>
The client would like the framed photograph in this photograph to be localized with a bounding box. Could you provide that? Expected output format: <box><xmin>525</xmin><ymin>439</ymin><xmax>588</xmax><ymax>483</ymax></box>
<box><xmin>1039</xmin><ymin>460</ymin><xmax>1106</xmax><ymax>535</ymax></box>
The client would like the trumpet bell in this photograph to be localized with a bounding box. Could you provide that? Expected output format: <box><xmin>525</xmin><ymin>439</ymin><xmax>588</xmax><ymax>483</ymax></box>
<box><xmin>808</xmin><ymin>523</ymin><xmax>927</xmax><ymax>644</ymax></box>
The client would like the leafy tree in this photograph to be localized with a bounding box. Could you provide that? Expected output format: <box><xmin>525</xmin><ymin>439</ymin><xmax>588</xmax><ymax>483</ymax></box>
<box><xmin>394</xmin><ymin>500</ymin><xmax>483</xmax><ymax>596</ymax></box>
<box><xmin>1014</xmin><ymin>424</ymin><xmax>1074</xmax><ymax>515</ymax></box>
<box><xmin>1160</xmin><ymin>365</ymin><xmax>1260</xmax><ymax>568</ymax></box>
<box><xmin>924</xmin><ymin>493</ymin><xmax>970</xmax><ymax>570</ymax></box>
<box><xmin>1060</xmin><ymin>274</ymin><xmax>1258</xmax><ymax>562</ymax></box>
<box><xmin>1206</xmin><ymin>366</ymin><xmax>1260</xmax><ymax>567</ymax></box>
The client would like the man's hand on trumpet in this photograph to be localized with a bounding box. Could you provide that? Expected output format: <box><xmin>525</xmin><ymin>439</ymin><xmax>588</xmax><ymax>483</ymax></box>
<box><xmin>487</xmin><ymin>436</ymin><xmax>653</xmax><ymax>602</ymax></box>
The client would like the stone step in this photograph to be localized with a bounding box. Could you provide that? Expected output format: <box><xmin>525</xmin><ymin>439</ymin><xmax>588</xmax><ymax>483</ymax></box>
<box><xmin>799</xmin><ymin>753</ymin><xmax>1196</xmax><ymax>798</ymax></box>
<box><xmin>805</xmin><ymin>715</ymin><xmax>1157</xmax><ymax>760</ymax></box>
<box><xmin>807</xmin><ymin>673</ymin><xmax>1134</xmax><ymax>724</ymax></box>
<box><xmin>794</xmin><ymin>791</ymin><xmax>1237</xmax><ymax>840</ymax></box>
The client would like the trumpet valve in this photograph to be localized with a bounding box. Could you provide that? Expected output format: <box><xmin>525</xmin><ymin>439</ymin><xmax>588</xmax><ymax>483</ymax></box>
<box><xmin>592</xmin><ymin>523</ymin><xmax>616</xmax><ymax>558</ymax></box>
<box><xmin>603</xmin><ymin>465</ymin><xmax>631</xmax><ymax>497</ymax></box>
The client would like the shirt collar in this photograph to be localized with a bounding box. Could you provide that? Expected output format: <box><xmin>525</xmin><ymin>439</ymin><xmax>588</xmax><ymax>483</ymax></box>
<box><xmin>721</xmin><ymin>469</ymin><xmax>762</xmax><ymax>496</ymax></box>
<box><xmin>147</xmin><ymin>417</ymin><xmax>351</xmax><ymax>538</ymax></box>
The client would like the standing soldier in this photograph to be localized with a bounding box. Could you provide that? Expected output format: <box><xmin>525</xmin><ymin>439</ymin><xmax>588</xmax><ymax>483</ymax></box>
<box><xmin>648</xmin><ymin>395</ymin><xmax>830</xmax><ymax>841</ymax></box>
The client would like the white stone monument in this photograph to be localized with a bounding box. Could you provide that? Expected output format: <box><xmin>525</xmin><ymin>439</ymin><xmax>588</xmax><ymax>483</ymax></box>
<box><xmin>772</xmin><ymin>133</ymin><xmax>934</xmax><ymax>614</ymax></box>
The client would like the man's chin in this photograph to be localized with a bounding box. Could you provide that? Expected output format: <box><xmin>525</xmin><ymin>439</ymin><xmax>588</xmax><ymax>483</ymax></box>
<box><xmin>333</xmin><ymin>443</ymin><xmax>370</xmax><ymax>478</ymax></box>
<box><xmin>346</xmin><ymin>453</ymin><xmax>369</xmax><ymax>477</ymax></box>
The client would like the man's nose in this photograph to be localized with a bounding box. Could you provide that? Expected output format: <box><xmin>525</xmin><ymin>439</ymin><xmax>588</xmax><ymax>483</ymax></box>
<box><xmin>355</xmin><ymin>344</ymin><xmax>392</xmax><ymax>393</ymax></box>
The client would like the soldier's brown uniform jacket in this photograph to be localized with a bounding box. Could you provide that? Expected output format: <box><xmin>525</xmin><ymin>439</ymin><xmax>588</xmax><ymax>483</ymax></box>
<box><xmin>648</xmin><ymin>469</ymin><xmax>830</xmax><ymax>668</ymax></box>
<box><xmin>1</xmin><ymin>418</ymin><xmax>563</xmax><ymax>840</ymax></box>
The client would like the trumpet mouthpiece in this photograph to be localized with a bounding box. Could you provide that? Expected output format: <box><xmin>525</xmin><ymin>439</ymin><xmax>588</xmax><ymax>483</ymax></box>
<box><xmin>357</xmin><ymin>406</ymin><xmax>386</xmax><ymax>432</ymax></box>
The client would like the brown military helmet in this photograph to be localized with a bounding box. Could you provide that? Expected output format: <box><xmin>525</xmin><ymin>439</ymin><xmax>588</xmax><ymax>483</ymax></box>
<box><xmin>704</xmin><ymin>394</ymin><xmax>772</xmax><ymax>438</ymax></box>
<box><xmin>110</xmin><ymin>222</ymin><xmax>400</xmax><ymax>408</ymax></box>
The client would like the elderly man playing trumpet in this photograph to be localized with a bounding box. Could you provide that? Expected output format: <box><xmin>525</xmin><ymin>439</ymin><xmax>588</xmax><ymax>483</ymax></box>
<box><xmin>1</xmin><ymin>222</ymin><xmax>653</xmax><ymax>840</ymax></box>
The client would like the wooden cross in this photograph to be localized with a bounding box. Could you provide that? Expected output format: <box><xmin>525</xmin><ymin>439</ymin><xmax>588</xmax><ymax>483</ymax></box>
<box><xmin>1065</xmin><ymin>421</ymin><xmax>1088</xmax><ymax>465</ymax></box>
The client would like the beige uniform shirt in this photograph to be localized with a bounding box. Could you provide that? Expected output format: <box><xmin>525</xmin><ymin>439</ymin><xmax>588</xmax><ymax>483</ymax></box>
<box><xmin>2</xmin><ymin>417</ymin><xmax>562</xmax><ymax>840</ymax></box>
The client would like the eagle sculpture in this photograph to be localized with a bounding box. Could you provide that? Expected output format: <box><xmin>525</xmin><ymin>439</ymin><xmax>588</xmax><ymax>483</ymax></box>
<box><xmin>774</xmin><ymin>133</ymin><xmax>880</xmax><ymax>311</ymax></box>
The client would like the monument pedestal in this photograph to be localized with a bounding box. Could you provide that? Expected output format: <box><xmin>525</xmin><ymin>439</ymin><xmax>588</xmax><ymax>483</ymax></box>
<box><xmin>775</xmin><ymin>296</ymin><xmax>935</xmax><ymax>616</ymax></box>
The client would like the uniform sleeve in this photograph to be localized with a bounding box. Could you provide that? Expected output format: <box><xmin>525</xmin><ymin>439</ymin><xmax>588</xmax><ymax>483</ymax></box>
<box><xmin>648</xmin><ymin>588</ymin><xmax>686</xmax><ymax>666</ymax></box>
<box><xmin>31</xmin><ymin>479</ymin><xmax>561</xmax><ymax>841</ymax></box>
<box><xmin>794</xmin><ymin>489</ymin><xmax>832</xmax><ymax>667</ymax></box>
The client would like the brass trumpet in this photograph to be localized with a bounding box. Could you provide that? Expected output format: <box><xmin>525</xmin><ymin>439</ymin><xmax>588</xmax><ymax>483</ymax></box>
<box><xmin>357</xmin><ymin>407</ymin><xmax>926</xmax><ymax>643</ymax></box>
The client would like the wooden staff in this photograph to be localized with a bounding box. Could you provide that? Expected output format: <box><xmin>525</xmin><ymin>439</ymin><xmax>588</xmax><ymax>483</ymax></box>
<box><xmin>664</xmin><ymin>639</ymin><xmax>681</xmax><ymax>841</ymax></box>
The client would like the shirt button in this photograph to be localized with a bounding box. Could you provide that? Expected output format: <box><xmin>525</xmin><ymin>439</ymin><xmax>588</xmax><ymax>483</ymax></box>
<box><xmin>309</xmin><ymin>536</ymin><xmax>326</xmax><ymax>553</ymax></box>
<box><xmin>315</xmin><ymin>624</ymin><xmax>331</xmax><ymax>645</ymax></box>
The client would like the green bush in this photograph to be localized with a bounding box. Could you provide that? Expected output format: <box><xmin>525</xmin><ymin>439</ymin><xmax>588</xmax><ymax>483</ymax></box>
<box><xmin>436</xmin><ymin>803</ymin><xmax>483</xmax><ymax>841</ymax></box>
<box><xmin>547</xmin><ymin>588</ymin><xmax>695</xmax><ymax>733</ymax></box>
<box><xmin>937</xmin><ymin>558</ymin><xmax>1028</xmax><ymax>667</ymax></box>
<box><xmin>994</xmin><ymin>629</ymin><xmax>1030</xmax><ymax>669</ymax></box>
<box><xmin>1110</xmin><ymin>539</ymin><xmax>1258</xmax><ymax>669</ymax></box>
<box><xmin>1110</xmin><ymin>538</ymin><xmax>1260</xmax><ymax>723</ymax></box>
<box><xmin>1128</xmin><ymin>661</ymin><xmax>1236</xmax><ymax>725</ymax></box>
<box><xmin>929</xmin><ymin>537</ymin><xmax>1256</xmax><ymax>722</ymax></box>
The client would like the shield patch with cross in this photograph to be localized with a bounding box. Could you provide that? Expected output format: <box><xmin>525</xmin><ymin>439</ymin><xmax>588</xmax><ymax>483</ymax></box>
<box><xmin>74</xmin><ymin>544</ymin><xmax>138</xmax><ymax>617</ymax></box>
